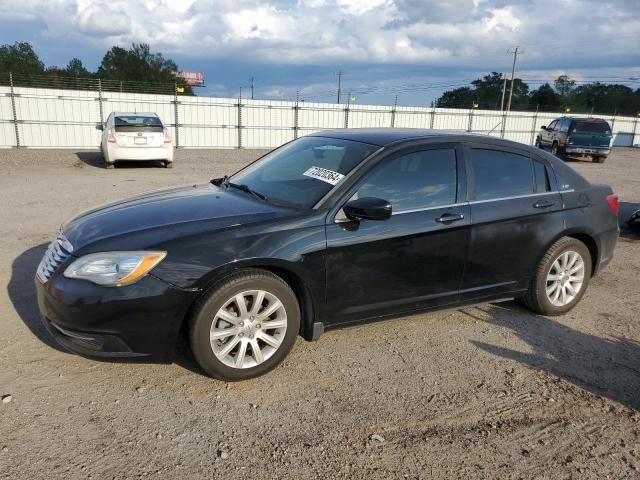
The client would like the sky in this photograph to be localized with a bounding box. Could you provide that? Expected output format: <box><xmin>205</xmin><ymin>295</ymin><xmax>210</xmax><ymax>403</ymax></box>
<box><xmin>0</xmin><ymin>0</ymin><xmax>639</xmax><ymax>105</ymax></box>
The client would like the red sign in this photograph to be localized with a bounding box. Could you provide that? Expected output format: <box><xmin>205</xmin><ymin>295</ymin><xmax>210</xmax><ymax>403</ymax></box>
<box><xmin>173</xmin><ymin>70</ymin><xmax>205</xmax><ymax>86</ymax></box>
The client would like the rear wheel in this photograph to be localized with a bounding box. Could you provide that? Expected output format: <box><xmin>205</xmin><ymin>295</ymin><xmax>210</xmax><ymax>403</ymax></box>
<box><xmin>523</xmin><ymin>237</ymin><xmax>592</xmax><ymax>316</ymax></box>
<box><xmin>189</xmin><ymin>269</ymin><xmax>300</xmax><ymax>381</ymax></box>
<box><xmin>165</xmin><ymin>161</ymin><xmax>173</xmax><ymax>169</ymax></box>
<box><xmin>592</xmin><ymin>156</ymin><xmax>606</xmax><ymax>163</ymax></box>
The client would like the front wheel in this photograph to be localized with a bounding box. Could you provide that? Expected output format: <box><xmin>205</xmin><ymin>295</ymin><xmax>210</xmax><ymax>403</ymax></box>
<box><xmin>592</xmin><ymin>156</ymin><xmax>606</xmax><ymax>163</ymax></box>
<box><xmin>523</xmin><ymin>237</ymin><xmax>592</xmax><ymax>316</ymax></box>
<box><xmin>189</xmin><ymin>269</ymin><xmax>300</xmax><ymax>381</ymax></box>
<box><xmin>534</xmin><ymin>136</ymin><xmax>542</xmax><ymax>148</ymax></box>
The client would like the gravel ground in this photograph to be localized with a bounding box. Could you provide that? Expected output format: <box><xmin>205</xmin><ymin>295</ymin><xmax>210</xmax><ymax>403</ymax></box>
<box><xmin>0</xmin><ymin>147</ymin><xmax>639</xmax><ymax>479</ymax></box>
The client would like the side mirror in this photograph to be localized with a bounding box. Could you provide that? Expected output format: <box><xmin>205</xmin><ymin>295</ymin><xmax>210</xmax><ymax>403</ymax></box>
<box><xmin>540</xmin><ymin>125</ymin><xmax>547</xmax><ymax>130</ymax></box>
<box><xmin>96</xmin><ymin>123</ymin><xmax>104</xmax><ymax>131</ymax></box>
<box><xmin>343</xmin><ymin>197</ymin><xmax>392</xmax><ymax>221</ymax></box>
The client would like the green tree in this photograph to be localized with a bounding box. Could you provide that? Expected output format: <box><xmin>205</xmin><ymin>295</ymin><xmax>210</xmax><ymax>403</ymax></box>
<box><xmin>529</xmin><ymin>83</ymin><xmax>561</xmax><ymax>111</ymax></box>
<box><xmin>436</xmin><ymin>87</ymin><xmax>475</xmax><ymax>108</ymax></box>
<box><xmin>554</xmin><ymin>75</ymin><xmax>575</xmax><ymax>97</ymax></box>
<box><xmin>65</xmin><ymin>58</ymin><xmax>91</xmax><ymax>77</ymax></box>
<box><xmin>0</xmin><ymin>41</ymin><xmax>45</xmax><ymax>78</ymax></box>
<box><xmin>96</xmin><ymin>43</ymin><xmax>191</xmax><ymax>94</ymax></box>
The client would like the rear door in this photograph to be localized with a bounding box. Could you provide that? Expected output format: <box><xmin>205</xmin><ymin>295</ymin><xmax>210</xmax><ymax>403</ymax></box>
<box><xmin>460</xmin><ymin>144</ymin><xmax>564</xmax><ymax>300</ymax></box>
<box><xmin>325</xmin><ymin>144</ymin><xmax>470</xmax><ymax>324</ymax></box>
<box><xmin>113</xmin><ymin>115</ymin><xmax>165</xmax><ymax>147</ymax></box>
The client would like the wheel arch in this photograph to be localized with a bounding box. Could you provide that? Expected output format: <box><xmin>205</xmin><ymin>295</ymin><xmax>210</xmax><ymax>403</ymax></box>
<box><xmin>542</xmin><ymin>229</ymin><xmax>599</xmax><ymax>277</ymax></box>
<box><xmin>177</xmin><ymin>259</ymin><xmax>319</xmax><ymax>346</ymax></box>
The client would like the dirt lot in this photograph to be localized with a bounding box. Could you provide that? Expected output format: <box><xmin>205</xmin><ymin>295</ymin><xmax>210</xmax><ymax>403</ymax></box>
<box><xmin>0</xmin><ymin>147</ymin><xmax>639</xmax><ymax>479</ymax></box>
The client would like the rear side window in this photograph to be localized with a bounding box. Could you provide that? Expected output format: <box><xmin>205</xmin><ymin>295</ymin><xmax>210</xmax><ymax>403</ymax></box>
<box><xmin>571</xmin><ymin>120</ymin><xmax>611</xmax><ymax>135</ymax></box>
<box><xmin>470</xmin><ymin>149</ymin><xmax>534</xmax><ymax>201</ymax></box>
<box><xmin>533</xmin><ymin>161</ymin><xmax>550</xmax><ymax>193</ymax></box>
<box><xmin>356</xmin><ymin>148</ymin><xmax>457</xmax><ymax>212</ymax></box>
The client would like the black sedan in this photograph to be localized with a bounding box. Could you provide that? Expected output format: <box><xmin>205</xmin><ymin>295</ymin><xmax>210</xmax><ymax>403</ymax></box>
<box><xmin>36</xmin><ymin>129</ymin><xmax>619</xmax><ymax>380</ymax></box>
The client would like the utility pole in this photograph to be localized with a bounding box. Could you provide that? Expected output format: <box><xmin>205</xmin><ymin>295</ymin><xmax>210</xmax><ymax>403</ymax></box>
<box><xmin>500</xmin><ymin>74</ymin><xmax>507</xmax><ymax>111</ymax></box>
<box><xmin>506</xmin><ymin>47</ymin><xmax>521</xmax><ymax>113</ymax></box>
<box><xmin>336</xmin><ymin>71</ymin><xmax>343</xmax><ymax>104</ymax></box>
<box><xmin>249</xmin><ymin>77</ymin><xmax>254</xmax><ymax>100</ymax></box>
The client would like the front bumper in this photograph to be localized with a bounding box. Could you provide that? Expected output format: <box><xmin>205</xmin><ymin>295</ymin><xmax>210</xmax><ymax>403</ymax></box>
<box><xmin>36</xmin><ymin>271</ymin><xmax>198</xmax><ymax>361</ymax></box>
<box><xmin>564</xmin><ymin>146</ymin><xmax>610</xmax><ymax>156</ymax></box>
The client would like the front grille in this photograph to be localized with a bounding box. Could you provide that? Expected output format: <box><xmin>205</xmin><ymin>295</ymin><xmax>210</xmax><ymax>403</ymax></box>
<box><xmin>36</xmin><ymin>228</ymin><xmax>73</xmax><ymax>283</ymax></box>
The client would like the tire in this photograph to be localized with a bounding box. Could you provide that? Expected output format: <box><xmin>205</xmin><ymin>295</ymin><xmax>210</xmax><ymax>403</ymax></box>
<box><xmin>165</xmin><ymin>161</ymin><xmax>174</xmax><ymax>169</ymax></box>
<box><xmin>105</xmin><ymin>162</ymin><xmax>115</xmax><ymax>169</ymax></box>
<box><xmin>592</xmin><ymin>156</ymin><xmax>606</xmax><ymax>163</ymax></box>
<box><xmin>550</xmin><ymin>141</ymin><xmax>559</xmax><ymax>157</ymax></box>
<box><xmin>189</xmin><ymin>269</ymin><xmax>300</xmax><ymax>381</ymax></box>
<box><xmin>522</xmin><ymin>237</ymin><xmax>592</xmax><ymax>316</ymax></box>
<box><xmin>534</xmin><ymin>137</ymin><xmax>542</xmax><ymax>149</ymax></box>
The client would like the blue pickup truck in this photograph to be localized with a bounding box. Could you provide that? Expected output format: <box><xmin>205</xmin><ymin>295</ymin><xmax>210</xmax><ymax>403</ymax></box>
<box><xmin>535</xmin><ymin>116</ymin><xmax>613</xmax><ymax>163</ymax></box>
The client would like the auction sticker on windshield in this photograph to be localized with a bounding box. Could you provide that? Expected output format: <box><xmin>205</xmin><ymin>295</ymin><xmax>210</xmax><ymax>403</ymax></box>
<box><xmin>303</xmin><ymin>166</ymin><xmax>345</xmax><ymax>185</ymax></box>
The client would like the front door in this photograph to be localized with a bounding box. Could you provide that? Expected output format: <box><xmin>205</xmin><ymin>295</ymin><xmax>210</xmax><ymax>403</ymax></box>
<box><xmin>324</xmin><ymin>144</ymin><xmax>470</xmax><ymax>325</ymax></box>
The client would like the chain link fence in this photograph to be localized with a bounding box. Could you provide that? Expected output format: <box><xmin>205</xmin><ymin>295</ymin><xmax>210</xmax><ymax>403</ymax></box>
<box><xmin>1</xmin><ymin>72</ymin><xmax>639</xmax><ymax>149</ymax></box>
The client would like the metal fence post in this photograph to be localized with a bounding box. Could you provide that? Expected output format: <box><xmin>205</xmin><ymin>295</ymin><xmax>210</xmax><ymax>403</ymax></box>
<box><xmin>430</xmin><ymin>104</ymin><xmax>436</xmax><ymax>129</ymax></box>
<box><xmin>467</xmin><ymin>107</ymin><xmax>474</xmax><ymax>132</ymax></box>
<box><xmin>9</xmin><ymin>72</ymin><xmax>20</xmax><ymax>148</ymax></box>
<box><xmin>237</xmin><ymin>88</ymin><xmax>243</xmax><ymax>149</ymax></box>
<box><xmin>173</xmin><ymin>82</ymin><xmax>180</xmax><ymax>148</ymax></box>
<box><xmin>530</xmin><ymin>105</ymin><xmax>539</xmax><ymax>145</ymax></box>
<box><xmin>500</xmin><ymin>110</ymin><xmax>507</xmax><ymax>138</ymax></box>
<box><xmin>293</xmin><ymin>90</ymin><xmax>299</xmax><ymax>139</ymax></box>
<box><xmin>344</xmin><ymin>93</ymin><xmax>350</xmax><ymax>129</ymax></box>
<box><xmin>632</xmin><ymin>118</ymin><xmax>638</xmax><ymax>146</ymax></box>
<box><xmin>390</xmin><ymin>95</ymin><xmax>397</xmax><ymax>128</ymax></box>
<box><xmin>97</xmin><ymin>78</ymin><xmax>104</xmax><ymax>126</ymax></box>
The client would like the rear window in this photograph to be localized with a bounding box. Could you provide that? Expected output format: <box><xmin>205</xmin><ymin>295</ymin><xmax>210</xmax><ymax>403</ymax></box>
<box><xmin>571</xmin><ymin>121</ymin><xmax>611</xmax><ymax>135</ymax></box>
<box><xmin>114</xmin><ymin>115</ymin><xmax>163</xmax><ymax>132</ymax></box>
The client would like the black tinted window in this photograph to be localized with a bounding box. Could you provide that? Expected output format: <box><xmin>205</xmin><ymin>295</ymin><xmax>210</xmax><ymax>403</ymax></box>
<box><xmin>356</xmin><ymin>149</ymin><xmax>457</xmax><ymax>212</ymax></box>
<box><xmin>571</xmin><ymin>121</ymin><xmax>611</xmax><ymax>135</ymax></box>
<box><xmin>471</xmin><ymin>149</ymin><xmax>534</xmax><ymax>200</ymax></box>
<box><xmin>533</xmin><ymin>161</ymin><xmax>550</xmax><ymax>193</ymax></box>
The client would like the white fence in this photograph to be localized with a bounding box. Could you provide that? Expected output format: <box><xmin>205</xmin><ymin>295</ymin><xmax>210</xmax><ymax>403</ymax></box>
<box><xmin>1</xmin><ymin>85</ymin><xmax>639</xmax><ymax>149</ymax></box>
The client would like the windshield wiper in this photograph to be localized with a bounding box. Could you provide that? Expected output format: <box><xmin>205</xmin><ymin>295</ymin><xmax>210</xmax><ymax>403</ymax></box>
<box><xmin>211</xmin><ymin>176</ymin><xmax>267</xmax><ymax>201</ymax></box>
<box><xmin>227</xmin><ymin>182</ymin><xmax>268</xmax><ymax>201</ymax></box>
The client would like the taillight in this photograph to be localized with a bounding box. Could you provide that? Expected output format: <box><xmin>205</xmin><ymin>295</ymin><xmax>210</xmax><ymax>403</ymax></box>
<box><xmin>164</xmin><ymin>128</ymin><xmax>172</xmax><ymax>143</ymax></box>
<box><xmin>606</xmin><ymin>194</ymin><xmax>619</xmax><ymax>215</ymax></box>
<box><xmin>107</xmin><ymin>130</ymin><xmax>116</xmax><ymax>143</ymax></box>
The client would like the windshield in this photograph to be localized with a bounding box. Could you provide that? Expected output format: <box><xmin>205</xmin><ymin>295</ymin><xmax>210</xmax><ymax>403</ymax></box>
<box><xmin>230</xmin><ymin>136</ymin><xmax>379</xmax><ymax>208</ymax></box>
<box><xmin>571</xmin><ymin>121</ymin><xmax>611</xmax><ymax>135</ymax></box>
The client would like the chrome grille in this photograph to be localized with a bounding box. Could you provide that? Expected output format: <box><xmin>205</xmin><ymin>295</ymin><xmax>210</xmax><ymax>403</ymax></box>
<box><xmin>37</xmin><ymin>228</ymin><xmax>74</xmax><ymax>283</ymax></box>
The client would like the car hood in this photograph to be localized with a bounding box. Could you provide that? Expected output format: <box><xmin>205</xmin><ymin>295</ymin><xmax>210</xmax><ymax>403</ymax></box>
<box><xmin>62</xmin><ymin>183</ymin><xmax>294</xmax><ymax>252</ymax></box>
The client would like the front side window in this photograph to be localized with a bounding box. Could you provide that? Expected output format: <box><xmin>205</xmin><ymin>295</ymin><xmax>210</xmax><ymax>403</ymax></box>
<box><xmin>470</xmin><ymin>149</ymin><xmax>534</xmax><ymax>201</ymax></box>
<box><xmin>231</xmin><ymin>136</ymin><xmax>379</xmax><ymax>209</ymax></box>
<box><xmin>355</xmin><ymin>148</ymin><xmax>457</xmax><ymax>212</ymax></box>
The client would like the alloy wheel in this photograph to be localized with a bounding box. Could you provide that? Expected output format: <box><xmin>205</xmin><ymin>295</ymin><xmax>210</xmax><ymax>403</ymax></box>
<box><xmin>545</xmin><ymin>250</ymin><xmax>585</xmax><ymax>307</ymax></box>
<box><xmin>210</xmin><ymin>290</ymin><xmax>288</xmax><ymax>369</ymax></box>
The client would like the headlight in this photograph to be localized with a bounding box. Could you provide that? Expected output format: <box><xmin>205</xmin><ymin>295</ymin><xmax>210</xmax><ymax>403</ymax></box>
<box><xmin>64</xmin><ymin>251</ymin><xmax>166</xmax><ymax>286</ymax></box>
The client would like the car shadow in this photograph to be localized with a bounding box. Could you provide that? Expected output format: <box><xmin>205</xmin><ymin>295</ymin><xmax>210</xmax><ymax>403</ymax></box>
<box><xmin>8</xmin><ymin>243</ymin><xmax>66</xmax><ymax>352</ymax></box>
<box><xmin>74</xmin><ymin>151</ymin><xmax>166</xmax><ymax>169</ymax></box>
<box><xmin>9</xmin><ymin>243</ymin><xmax>206</xmax><ymax>375</ymax></box>
<box><xmin>619</xmin><ymin>201</ymin><xmax>640</xmax><ymax>240</ymax></box>
<box><xmin>468</xmin><ymin>301</ymin><xmax>640</xmax><ymax>410</ymax></box>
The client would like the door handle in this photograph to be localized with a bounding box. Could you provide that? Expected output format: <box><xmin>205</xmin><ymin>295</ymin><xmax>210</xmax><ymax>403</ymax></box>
<box><xmin>533</xmin><ymin>200</ymin><xmax>555</xmax><ymax>209</ymax></box>
<box><xmin>436</xmin><ymin>213</ymin><xmax>465</xmax><ymax>224</ymax></box>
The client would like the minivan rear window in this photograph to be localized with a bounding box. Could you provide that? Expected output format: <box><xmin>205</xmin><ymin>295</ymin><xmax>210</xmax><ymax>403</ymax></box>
<box><xmin>114</xmin><ymin>116</ymin><xmax>163</xmax><ymax>132</ymax></box>
<box><xmin>571</xmin><ymin>121</ymin><xmax>611</xmax><ymax>135</ymax></box>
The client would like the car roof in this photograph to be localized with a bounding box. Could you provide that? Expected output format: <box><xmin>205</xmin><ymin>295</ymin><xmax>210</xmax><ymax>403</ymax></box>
<box><xmin>308</xmin><ymin>128</ymin><xmax>515</xmax><ymax>147</ymax></box>
<box><xmin>113</xmin><ymin>112</ymin><xmax>159</xmax><ymax>117</ymax></box>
